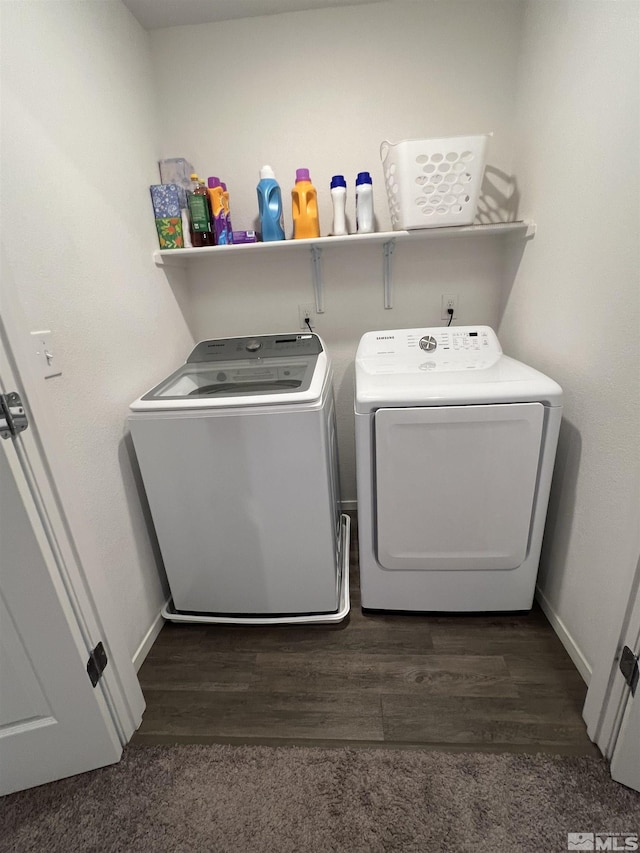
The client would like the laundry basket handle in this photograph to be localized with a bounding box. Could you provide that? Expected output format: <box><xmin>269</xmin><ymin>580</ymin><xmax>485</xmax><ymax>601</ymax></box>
<box><xmin>380</xmin><ymin>140</ymin><xmax>392</xmax><ymax>164</ymax></box>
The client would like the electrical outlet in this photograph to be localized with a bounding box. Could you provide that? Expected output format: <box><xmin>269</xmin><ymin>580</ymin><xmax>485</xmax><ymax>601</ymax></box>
<box><xmin>441</xmin><ymin>294</ymin><xmax>459</xmax><ymax>321</ymax></box>
<box><xmin>298</xmin><ymin>303</ymin><xmax>315</xmax><ymax>330</ymax></box>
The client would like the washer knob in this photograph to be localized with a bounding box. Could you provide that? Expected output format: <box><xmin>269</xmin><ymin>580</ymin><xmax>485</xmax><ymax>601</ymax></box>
<box><xmin>245</xmin><ymin>339</ymin><xmax>262</xmax><ymax>352</ymax></box>
<box><xmin>419</xmin><ymin>335</ymin><xmax>437</xmax><ymax>352</ymax></box>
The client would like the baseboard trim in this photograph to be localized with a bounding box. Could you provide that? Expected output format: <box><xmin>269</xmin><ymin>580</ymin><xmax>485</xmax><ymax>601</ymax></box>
<box><xmin>132</xmin><ymin>604</ymin><xmax>166</xmax><ymax>672</ymax></box>
<box><xmin>535</xmin><ymin>585</ymin><xmax>592</xmax><ymax>685</ymax></box>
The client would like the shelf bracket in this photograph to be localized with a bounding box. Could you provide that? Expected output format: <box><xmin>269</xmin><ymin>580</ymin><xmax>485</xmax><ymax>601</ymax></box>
<box><xmin>382</xmin><ymin>239</ymin><xmax>396</xmax><ymax>309</ymax></box>
<box><xmin>310</xmin><ymin>246</ymin><xmax>324</xmax><ymax>314</ymax></box>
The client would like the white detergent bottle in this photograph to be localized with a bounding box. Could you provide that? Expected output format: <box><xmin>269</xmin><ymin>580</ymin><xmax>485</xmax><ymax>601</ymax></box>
<box><xmin>330</xmin><ymin>175</ymin><xmax>347</xmax><ymax>236</ymax></box>
<box><xmin>355</xmin><ymin>171</ymin><xmax>374</xmax><ymax>234</ymax></box>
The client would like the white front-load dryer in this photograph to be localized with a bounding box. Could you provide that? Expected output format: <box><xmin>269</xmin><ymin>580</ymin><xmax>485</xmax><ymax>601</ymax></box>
<box><xmin>354</xmin><ymin>326</ymin><xmax>563</xmax><ymax>612</ymax></box>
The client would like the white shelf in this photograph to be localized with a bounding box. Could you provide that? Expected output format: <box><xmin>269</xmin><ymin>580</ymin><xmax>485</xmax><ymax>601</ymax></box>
<box><xmin>153</xmin><ymin>221</ymin><xmax>535</xmax><ymax>268</ymax></box>
<box><xmin>153</xmin><ymin>220</ymin><xmax>535</xmax><ymax>311</ymax></box>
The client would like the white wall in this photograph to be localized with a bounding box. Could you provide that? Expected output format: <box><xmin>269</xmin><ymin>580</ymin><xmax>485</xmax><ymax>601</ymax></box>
<box><xmin>6</xmin><ymin>0</ymin><xmax>633</xmax><ymax>683</ymax></box>
<box><xmin>499</xmin><ymin>1</ymin><xmax>640</xmax><ymax>678</ymax></box>
<box><xmin>0</xmin><ymin>1</ymin><xmax>194</xmax><ymax>659</ymax></box>
<box><xmin>152</xmin><ymin>0</ymin><xmax>524</xmax><ymax>237</ymax></box>
<box><xmin>150</xmin><ymin>0</ymin><xmax>526</xmax><ymax>499</ymax></box>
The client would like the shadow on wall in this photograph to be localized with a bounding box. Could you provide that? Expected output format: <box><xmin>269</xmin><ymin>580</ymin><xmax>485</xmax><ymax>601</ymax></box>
<box><xmin>495</xmin><ymin>233</ymin><xmax>531</xmax><ymax>327</ymax></box>
<box><xmin>152</xmin><ymin>264</ymin><xmax>194</xmax><ymax>336</ymax></box>
<box><xmin>118</xmin><ymin>431</ymin><xmax>170</xmax><ymax>599</ymax></box>
<box><xmin>333</xmin><ymin>356</ymin><xmax>357</xmax><ymax>499</ymax></box>
<box><xmin>476</xmin><ymin>166</ymin><xmax>520</xmax><ymax>224</ymax></box>
<box><xmin>537</xmin><ymin>417</ymin><xmax>583</xmax><ymax>595</ymax></box>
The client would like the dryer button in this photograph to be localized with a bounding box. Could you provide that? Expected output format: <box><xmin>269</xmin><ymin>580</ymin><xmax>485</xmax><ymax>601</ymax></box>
<box><xmin>245</xmin><ymin>339</ymin><xmax>262</xmax><ymax>352</ymax></box>
<box><xmin>419</xmin><ymin>335</ymin><xmax>437</xmax><ymax>352</ymax></box>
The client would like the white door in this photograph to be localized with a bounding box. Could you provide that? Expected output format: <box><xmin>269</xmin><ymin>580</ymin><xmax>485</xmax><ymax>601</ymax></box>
<box><xmin>610</xmin><ymin>620</ymin><xmax>640</xmax><ymax>790</ymax></box>
<box><xmin>607</xmin><ymin>567</ymin><xmax>640</xmax><ymax>792</ymax></box>
<box><xmin>0</xmin><ymin>368</ymin><xmax>124</xmax><ymax>795</ymax></box>
<box><xmin>584</xmin><ymin>548</ymin><xmax>640</xmax><ymax>793</ymax></box>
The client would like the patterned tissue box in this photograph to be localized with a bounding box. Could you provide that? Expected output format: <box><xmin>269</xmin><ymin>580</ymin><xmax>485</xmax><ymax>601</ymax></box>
<box><xmin>159</xmin><ymin>158</ymin><xmax>194</xmax><ymax>190</ymax></box>
<box><xmin>155</xmin><ymin>217</ymin><xmax>184</xmax><ymax>249</ymax></box>
<box><xmin>150</xmin><ymin>183</ymin><xmax>187</xmax><ymax>218</ymax></box>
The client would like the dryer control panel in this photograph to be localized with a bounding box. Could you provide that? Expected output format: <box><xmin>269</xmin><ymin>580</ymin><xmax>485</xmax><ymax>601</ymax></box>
<box><xmin>416</xmin><ymin>328</ymin><xmax>491</xmax><ymax>353</ymax></box>
<box><xmin>354</xmin><ymin>325</ymin><xmax>563</xmax><ymax>414</ymax></box>
<box><xmin>357</xmin><ymin>326</ymin><xmax>502</xmax><ymax>373</ymax></box>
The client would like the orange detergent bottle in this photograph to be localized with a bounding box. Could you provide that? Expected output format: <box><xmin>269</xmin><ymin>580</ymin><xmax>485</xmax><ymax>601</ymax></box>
<box><xmin>292</xmin><ymin>168</ymin><xmax>320</xmax><ymax>239</ymax></box>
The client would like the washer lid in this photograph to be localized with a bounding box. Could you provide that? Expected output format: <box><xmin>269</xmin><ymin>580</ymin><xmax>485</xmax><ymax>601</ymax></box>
<box><xmin>355</xmin><ymin>326</ymin><xmax>563</xmax><ymax>413</ymax></box>
<box><xmin>130</xmin><ymin>333</ymin><xmax>328</xmax><ymax>411</ymax></box>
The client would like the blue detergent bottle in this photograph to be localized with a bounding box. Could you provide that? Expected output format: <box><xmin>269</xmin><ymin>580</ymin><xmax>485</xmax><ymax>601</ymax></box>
<box><xmin>257</xmin><ymin>165</ymin><xmax>286</xmax><ymax>241</ymax></box>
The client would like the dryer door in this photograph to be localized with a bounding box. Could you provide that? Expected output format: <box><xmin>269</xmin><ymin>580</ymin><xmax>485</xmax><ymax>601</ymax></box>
<box><xmin>375</xmin><ymin>403</ymin><xmax>544</xmax><ymax>571</ymax></box>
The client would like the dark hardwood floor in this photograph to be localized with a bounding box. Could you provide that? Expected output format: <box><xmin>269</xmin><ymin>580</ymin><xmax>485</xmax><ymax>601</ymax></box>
<box><xmin>133</xmin><ymin>515</ymin><xmax>595</xmax><ymax>755</ymax></box>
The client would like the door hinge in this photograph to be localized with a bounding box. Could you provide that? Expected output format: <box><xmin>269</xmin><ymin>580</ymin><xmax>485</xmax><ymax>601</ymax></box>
<box><xmin>87</xmin><ymin>641</ymin><xmax>108</xmax><ymax>687</ymax></box>
<box><xmin>619</xmin><ymin>645</ymin><xmax>639</xmax><ymax>696</ymax></box>
<box><xmin>0</xmin><ymin>392</ymin><xmax>29</xmax><ymax>440</ymax></box>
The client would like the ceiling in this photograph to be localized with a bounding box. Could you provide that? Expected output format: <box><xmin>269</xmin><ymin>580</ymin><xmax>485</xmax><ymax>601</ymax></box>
<box><xmin>121</xmin><ymin>0</ymin><xmax>388</xmax><ymax>30</ymax></box>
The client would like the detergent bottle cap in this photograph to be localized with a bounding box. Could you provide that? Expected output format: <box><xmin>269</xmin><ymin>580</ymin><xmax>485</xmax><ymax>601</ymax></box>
<box><xmin>330</xmin><ymin>175</ymin><xmax>347</xmax><ymax>189</ymax></box>
<box><xmin>207</xmin><ymin>176</ymin><xmax>222</xmax><ymax>188</ymax></box>
<box><xmin>260</xmin><ymin>165</ymin><xmax>276</xmax><ymax>180</ymax></box>
<box><xmin>296</xmin><ymin>168</ymin><xmax>311</xmax><ymax>183</ymax></box>
<box><xmin>356</xmin><ymin>171</ymin><xmax>372</xmax><ymax>186</ymax></box>
<box><xmin>221</xmin><ymin>182</ymin><xmax>228</xmax><ymax>191</ymax></box>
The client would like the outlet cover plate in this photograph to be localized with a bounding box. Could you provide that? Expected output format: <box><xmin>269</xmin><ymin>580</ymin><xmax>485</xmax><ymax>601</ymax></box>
<box><xmin>298</xmin><ymin>303</ymin><xmax>315</xmax><ymax>330</ymax></box>
<box><xmin>441</xmin><ymin>294</ymin><xmax>459</xmax><ymax>321</ymax></box>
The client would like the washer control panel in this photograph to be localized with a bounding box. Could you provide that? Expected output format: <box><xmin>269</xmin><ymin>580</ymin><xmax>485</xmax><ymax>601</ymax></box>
<box><xmin>187</xmin><ymin>333</ymin><xmax>323</xmax><ymax>363</ymax></box>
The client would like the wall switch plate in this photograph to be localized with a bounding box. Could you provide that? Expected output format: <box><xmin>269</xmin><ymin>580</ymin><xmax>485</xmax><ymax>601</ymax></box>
<box><xmin>31</xmin><ymin>330</ymin><xmax>61</xmax><ymax>379</ymax></box>
<box><xmin>298</xmin><ymin>303</ymin><xmax>315</xmax><ymax>330</ymax></box>
<box><xmin>441</xmin><ymin>294</ymin><xmax>459</xmax><ymax>321</ymax></box>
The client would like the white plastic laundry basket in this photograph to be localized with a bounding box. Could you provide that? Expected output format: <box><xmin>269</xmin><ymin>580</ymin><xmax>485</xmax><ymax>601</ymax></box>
<box><xmin>381</xmin><ymin>134</ymin><xmax>490</xmax><ymax>230</ymax></box>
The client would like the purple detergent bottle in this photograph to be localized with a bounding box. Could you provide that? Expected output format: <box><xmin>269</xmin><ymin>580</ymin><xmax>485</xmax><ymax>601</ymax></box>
<box><xmin>206</xmin><ymin>177</ymin><xmax>228</xmax><ymax>245</ymax></box>
<box><xmin>221</xmin><ymin>182</ymin><xmax>234</xmax><ymax>244</ymax></box>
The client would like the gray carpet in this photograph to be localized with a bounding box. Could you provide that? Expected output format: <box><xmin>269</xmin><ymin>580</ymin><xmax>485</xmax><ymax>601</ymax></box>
<box><xmin>2</xmin><ymin>745</ymin><xmax>640</xmax><ymax>853</ymax></box>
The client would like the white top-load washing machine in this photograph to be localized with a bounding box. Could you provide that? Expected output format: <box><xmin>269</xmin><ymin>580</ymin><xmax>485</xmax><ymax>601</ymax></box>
<box><xmin>354</xmin><ymin>325</ymin><xmax>562</xmax><ymax>612</ymax></box>
<box><xmin>129</xmin><ymin>333</ymin><xmax>349</xmax><ymax>625</ymax></box>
